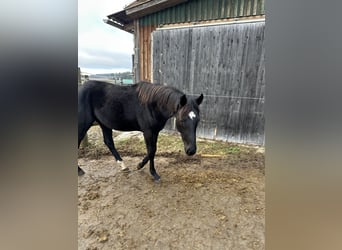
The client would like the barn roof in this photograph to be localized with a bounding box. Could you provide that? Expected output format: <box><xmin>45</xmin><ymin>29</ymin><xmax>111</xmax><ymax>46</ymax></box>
<box><xmin>104</xmin><ymin>0</ymin><xmax>188</xmax><ymax>33</ymax></box>
<box><xmin>124</xmin><ymin>0</ymin><xmax>188</xmax><ymax>18</ymax></box>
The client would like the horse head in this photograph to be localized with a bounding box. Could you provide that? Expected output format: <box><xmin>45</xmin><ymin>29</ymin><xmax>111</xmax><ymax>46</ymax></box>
<box><xmin>175</xmin><ymin>94</ymin><xmax>203</xmax><ymax>156</ymax></box>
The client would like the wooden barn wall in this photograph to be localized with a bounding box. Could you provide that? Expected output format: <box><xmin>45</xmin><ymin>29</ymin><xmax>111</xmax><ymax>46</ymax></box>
<box><xmin>136</xmin><ymin>0</ymin><xmax>265</xmax><ymax>82</ymax></box>
<box><xmin>152</xmin><ymin>21</ymin><xmax>265</xmax><ymax>145</ymax></box>
<box><xmin>138</xmin><ymin>24</ymin><xmax>157</xmax><ymax>81</ymax></box>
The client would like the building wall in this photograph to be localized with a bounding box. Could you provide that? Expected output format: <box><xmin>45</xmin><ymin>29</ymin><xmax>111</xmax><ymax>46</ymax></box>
<box><xmin>134</xmin><ymin>0</ymin><xmax>265</xmax><ymax>82</ymax></box>
<box><xmin>137</xmin><ymin>23</ymin><xmax>157</xmax><ymax>81</ymax></box>
<box><xmin>152</xmin><ymin>21</ymin><xmax>265</xmax><ymax>145</ymax></box>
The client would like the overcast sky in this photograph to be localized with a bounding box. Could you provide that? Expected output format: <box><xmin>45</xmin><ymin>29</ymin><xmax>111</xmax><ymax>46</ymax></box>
<box><xmin>78</xmin><ymin>0</ymin><xmax>134</xmax><ymax>74</ymax></box>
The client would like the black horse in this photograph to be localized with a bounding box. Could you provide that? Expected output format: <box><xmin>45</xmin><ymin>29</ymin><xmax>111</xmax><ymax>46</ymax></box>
<box><xmin>78</xmin><ymin>80</ymin><xmax>203</xmax><ymax>181</ymax></box>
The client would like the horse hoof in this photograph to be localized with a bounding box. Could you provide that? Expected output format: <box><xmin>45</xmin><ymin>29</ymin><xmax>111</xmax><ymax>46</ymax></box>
<box><xmin>153</xmin><ymin>175</ymin><xmax>161</xmax><ymax>183</ymax></box>
<box><xmin>78</xmin><ymin>168</ymin><xmax>85</xmax><ymax>176</ymax></box>
<box><xmin>137</xmin><ymin>163</ymin><xmax>143</xmax><ymax>170</ymax></box>
<box><xmin>121</xmin><ymin>167</ymin><xmax>130</xmax><ymax>173</ymax></box>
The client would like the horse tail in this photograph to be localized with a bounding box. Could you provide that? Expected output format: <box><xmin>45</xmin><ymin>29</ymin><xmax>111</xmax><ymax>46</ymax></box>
<box><xmin>78</xmin><ymin>81</ymin><xmax>96</xmax><ymax>146</ymax></box>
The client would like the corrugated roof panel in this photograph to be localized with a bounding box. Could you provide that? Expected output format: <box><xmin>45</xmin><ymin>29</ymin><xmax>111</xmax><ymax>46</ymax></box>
<box><xmin>208</xmin><ymin>0</ymin><xmax>213</xmax><ymax>19</ymax></box>
<box><xmin>212</xmin><ymin>0</ymin><xmax>220</xmax><ymax>19</ymax></box>
<box><xmin>233</xmin><ymin>0</ymin><xmax>239</xmax><ymax>16</ymax></box>
<box><xmin>257</xmin><ymin>0</ymin><xmax>264</xmax><ymax>15</ymax></box>
<box><xmin>140</xmin><ymin>0</ymin><xmax>265</xmax><ymax>26</ymax></box>
<box><xmin>253</xmin><ymin>0</ymin><xmax>258</xmax><ymax>15</ymax></box>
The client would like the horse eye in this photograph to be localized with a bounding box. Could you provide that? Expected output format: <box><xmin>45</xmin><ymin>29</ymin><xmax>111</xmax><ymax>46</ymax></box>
<box><xmin>179</xmin><ymin>117</ymin><xmax>189</xmax><ymax>124</ymax></box>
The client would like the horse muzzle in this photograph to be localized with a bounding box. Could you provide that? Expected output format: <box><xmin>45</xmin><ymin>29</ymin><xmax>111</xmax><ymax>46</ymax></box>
<box><xmin>185</xmin><ymin>146</ymin><xmax>196</xmax><ymax>156</ymax></box>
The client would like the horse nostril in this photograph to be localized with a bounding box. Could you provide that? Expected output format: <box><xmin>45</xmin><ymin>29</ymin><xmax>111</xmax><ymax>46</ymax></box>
<box><xmin>186</xmin><ymin>148</ymin><xmax>196</xmax><ymax>156</ymax></box>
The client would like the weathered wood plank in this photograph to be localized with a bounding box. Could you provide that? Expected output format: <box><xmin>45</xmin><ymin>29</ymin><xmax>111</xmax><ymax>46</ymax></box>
<box><xmin>152</xmin><ymin>21</ymin><xmax>265</xmax><ymax>145</ymax></box>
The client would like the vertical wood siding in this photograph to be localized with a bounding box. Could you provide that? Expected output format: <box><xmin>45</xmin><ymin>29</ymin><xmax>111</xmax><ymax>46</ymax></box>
<box><xmin>152</xmin><ymin>21</ymin><xmax>265</xmax><ymax>145</ymax></box>
<box><xmin>138</xmin><ymin>24</ymin><xmax>157</xmax><ymax>81</ymax></box>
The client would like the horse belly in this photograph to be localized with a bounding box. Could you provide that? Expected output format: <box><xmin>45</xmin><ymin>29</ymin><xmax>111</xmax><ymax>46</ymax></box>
<box><xmin>95</xmin><ymin>109</ymin><xmax>140</xmax><ymax>131</ymax></box>
<box><xmin>112</xmin><ymin>118</ymin><xmax>140</xmax><ymax>131</ymax></box>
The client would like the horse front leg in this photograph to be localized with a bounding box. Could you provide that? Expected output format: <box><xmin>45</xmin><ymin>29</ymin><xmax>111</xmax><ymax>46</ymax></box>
<box><xmin>139</xmin><ymin>131</ymin><xmax>160</xmax><ymax>181</ymax></box>
<box><xmin>149</xmin><ymin>155</ymin><xmax>160</xmax><ymax>182</ymax></box>
<box><xmin>137</xmin><ymin>155</ymin><xmax>149</xmax><ymax>170</ymax></box>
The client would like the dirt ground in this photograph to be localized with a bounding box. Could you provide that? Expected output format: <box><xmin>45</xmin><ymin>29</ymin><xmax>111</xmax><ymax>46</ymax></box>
<box><xmin>78</xmin><ymin>127</ymin><xmax>265</xmax><ymax>250</ymax></box>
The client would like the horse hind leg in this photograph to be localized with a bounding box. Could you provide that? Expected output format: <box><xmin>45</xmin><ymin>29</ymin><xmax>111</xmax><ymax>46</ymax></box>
<box><xmin>78</xmin><ymin>109</ymin><xmax>94</xmax><ymax>176</ymax></box>
<box><xmin>100</xmin><ymin>125</ymin><xmax>129</xmax><ymax>172</ymax></box>
<box><xmin>78</xmin><ymin>166</ymin><xmax>85</xmax><ymax>176</ymax></box>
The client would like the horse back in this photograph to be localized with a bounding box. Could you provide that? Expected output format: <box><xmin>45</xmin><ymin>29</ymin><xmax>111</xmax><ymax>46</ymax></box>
<box><xmin>79</xmin><ymin>81</ymin><xmax>141</xmax><ymax>131</ymax></box>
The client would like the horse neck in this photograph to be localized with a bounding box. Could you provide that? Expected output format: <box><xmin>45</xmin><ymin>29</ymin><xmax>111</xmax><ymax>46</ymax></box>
<box><xmin>137</xmin><ymin>83</ymin><xmax>183</xmax><ymax>119</ymax></box>
<box><xmin>162</xmin><ymin>93</ymin><xmax>185</xmax><ymax>119</ymax></box>
<box><xmin>152</xmin><ymin>102</ymin><xmax>174</xmax><ymax>120</ymax></box>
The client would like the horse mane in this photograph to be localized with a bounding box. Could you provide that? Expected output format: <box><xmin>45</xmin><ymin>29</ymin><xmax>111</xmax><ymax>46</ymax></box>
<box><xmin>136</xmin><ymin>82</ymin><xmax>184</xmax><ymax>113</ymax></box>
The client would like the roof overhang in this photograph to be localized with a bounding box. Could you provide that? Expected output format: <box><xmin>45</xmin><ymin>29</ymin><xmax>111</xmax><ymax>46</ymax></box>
<box><xmin>105</xmin><ymin>0</ymin><xmax>189</xmax><ymax>33</ymax></box>
<box><xmin>104</xmin><ymin>10</ymin><xmax>134</xmax><ymax>33</ymax></box>
<box><xmin>125</xmin><ymin>0</ymin><xmax>188</xmax><ymax>19</ymax></box>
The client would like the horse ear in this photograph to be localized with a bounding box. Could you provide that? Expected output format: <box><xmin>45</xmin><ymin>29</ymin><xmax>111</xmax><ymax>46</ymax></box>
<box><xmin>196</xmin><ymin>94</ymin><xmax>203</xmax><ymax>105</ymax></box>
<box><xmin>180</xmin><ymin>94</ymin><xmax>187</xmax><ymax>107</ymax></box>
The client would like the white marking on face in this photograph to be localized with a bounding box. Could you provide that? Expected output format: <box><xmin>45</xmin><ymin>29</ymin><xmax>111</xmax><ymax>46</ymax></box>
<box><xmin>188</xmin><ymin>111</ymin><xmax>196</xmax><ymax>120</ymax></box>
